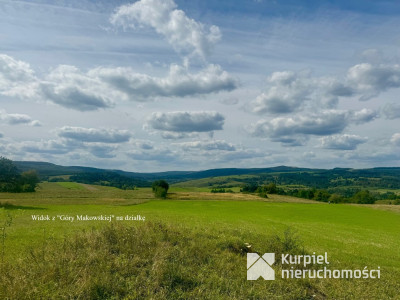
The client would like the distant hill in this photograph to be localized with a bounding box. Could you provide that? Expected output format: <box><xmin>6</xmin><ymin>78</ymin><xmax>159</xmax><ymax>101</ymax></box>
<box><xmin>14</xmin><ymin>161</ymin><xmax>317</xmax><ymax>181</ymax></box>
<box><xmin>14</xmin><ymin>161</ymin><xmax>107</xmax><ymax>176</ymax></box>
<box><xmin>14</xmin><ymin>161</ymin><xmax>400</xmax><ymax>190</ymax></box>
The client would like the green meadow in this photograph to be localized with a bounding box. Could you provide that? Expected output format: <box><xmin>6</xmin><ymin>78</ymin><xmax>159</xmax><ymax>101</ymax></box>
<box><xmin>1</xmin><ymin>182</ymin><xmax>399</xmax><ymax>299</ymax></box>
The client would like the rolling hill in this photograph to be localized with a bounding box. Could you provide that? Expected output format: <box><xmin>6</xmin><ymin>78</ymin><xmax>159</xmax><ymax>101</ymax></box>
<box><xmin>13</xmin><ymin>161</ymin><xmax>400</xmax><ymax>191</ymax></box>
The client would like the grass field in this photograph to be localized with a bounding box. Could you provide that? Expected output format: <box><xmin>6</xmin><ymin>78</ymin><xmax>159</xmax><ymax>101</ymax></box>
<box><xmin>0</xmin><ymin>182</ymin><xmax>399</xmax><ymax>299</ymax></box>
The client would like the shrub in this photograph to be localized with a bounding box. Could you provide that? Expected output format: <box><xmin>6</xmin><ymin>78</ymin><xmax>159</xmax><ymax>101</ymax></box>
<box><xmin>328</xmin><ymin>193</ymin><xmax>344</xmax><ymax>203</ymax></box>
<box><xmin>256</xmin><ymin>185</ymin><xmax>269</xmax><ymax>198</ymax></box>
<box><xmin>211</xmin><ymin>188</ymin><xmax>226</xmax><ymax>193</ymax></box>
<box><xmin>240</xmin><ymin>183</ymin><xmax>258</xmax><ymax>193</ymax></box>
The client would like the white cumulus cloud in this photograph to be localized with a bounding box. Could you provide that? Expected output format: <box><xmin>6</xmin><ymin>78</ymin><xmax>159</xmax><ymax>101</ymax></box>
<box><xmin>390</xmin><ymin>133</ymin><xmax>400</xmax><ymax>146</ymax></box>
<box><xmin>250</xmin><ymin>62</ymin><xmax>400</xmax><ymax>115</ymax></box>
<box><xmin>175</xmin><ymin>140</ymin><xmax>236</xmax><ymax>151</ymax></box>
<box><xmin>0</xmin><ymin>54</ymin><xmax>236</xmax><ymax>111</ymax></box>
<box><xmin>41</xmin><ymin>65</ymin><xmax>115</xmax><ymax>111</ymax></box>
<box><xmin>347</xmin><ymin>63</ymin><xmax>400</xmax><ymax>100</ymax></box>
<box><xmin>349</xmin><ymin>108</ymin><xmax>378</xmax><ymax>124</ymax></box>
<box><xmin>90</xmin><ymin>63</ymin><xmax>236</xmax><ymax>101</ymax></box>
<box><xmin>110</xmin><ymin>0</ymin><xmax>221</xmax><ymax>58</ymax></box>
<box><xmin>247</xmin><ymin>109</ymin><xmax>376</xmax><ymax>146</ymax></box>
<box><xmin>248</xmin><ymin>110</ymin><xmax>349</xmax><ymax>139</ymax></box>
<box><xmin>147</xmin><ymin>111</ymin><xmax>225</xmax><ymax>133</ymax></box>
<box><xmin>0</xmin><ymin>109</ymin><xmax>41</xmax><ymax>126</ymax></box>
<box><xmin>250</xmin><ymin>71</ymin><xmax>314</xmax><ymax>114</ymax></box>
<box><xmin>0</xmin><ymin>54</ymin><xmax>38</xmax><ymax>98</ymax></box>
<box><xmin>321</xmin><ymin>134</ymin><xmax>368</xmax><ymax>150</ymax></box>
<box><xmin>58</xmin><ymin>126</ymin><xmax>131</xmax><ymax>143</ymax></box>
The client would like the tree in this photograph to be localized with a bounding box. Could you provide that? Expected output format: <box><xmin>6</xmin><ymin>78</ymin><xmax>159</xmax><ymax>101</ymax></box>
<box><xmin>313</xmin><ymin>190</ymin><xmax>331</xmax><ymax>202</ymax></box>
<box><xmin>19</xmin><ymin>170</ymin><xmax>40</xmax><ymax>192</ymax></box>
<box><xmin>328</xmin><ymin>194</ymin><xmax>344</xmax><ymax>203</ymax></box>
<box><xmin>0</xmin><ymin>157</ymin><xmax>40</xmax><ymax>193</ymax></box>
<box><xmin>152</xmin><ymin>180</ymin><xmax>169</xmax><ymax>199</ymax></box>
<box><xmin>298</xmin><ymin>189</ymin><xmax>314</xmax><ymax>199</ymax></box>
<box><xmin>0</xmin><ymin>157</ymin><xmax>20</xmax><ymax>192</ymax></box>
<box><xmin>352</xmin><ymin>190</ymin><xmax>375</xmax><ymax>204</ymax></box>
<box><xmin>0</xmin><ymin>157</ymin><xmax>18</xmax><ymax>183</ymax></box>
<box><xmin>265</xmin><ymin>183</ymin><xmax>277</xmax><ymax>194</ymax></box>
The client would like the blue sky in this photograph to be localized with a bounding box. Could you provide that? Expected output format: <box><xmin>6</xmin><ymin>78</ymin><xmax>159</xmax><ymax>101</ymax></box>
<box><xmin>0</xmin><ymin>0</ymin><xmax>400</xmax><ymax>171</ymax></box>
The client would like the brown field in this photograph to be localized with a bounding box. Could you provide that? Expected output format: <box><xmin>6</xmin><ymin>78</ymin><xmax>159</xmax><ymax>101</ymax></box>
<box><xmin>167</xmin><ymin>191</ymin><xmax>321</xmax><ymax>203</ymax></box>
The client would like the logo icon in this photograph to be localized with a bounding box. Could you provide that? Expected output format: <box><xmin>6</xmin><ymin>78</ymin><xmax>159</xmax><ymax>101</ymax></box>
<box><xmin>247</xmin><ymin>253</ymin><xmax>275</xmax><ymax>280</ymax></box>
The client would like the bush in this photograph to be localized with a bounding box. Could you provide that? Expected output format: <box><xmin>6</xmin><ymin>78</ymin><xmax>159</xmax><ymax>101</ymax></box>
<box><xmin>328</xmin><ymin>194</ymin><xmax>345</xmax><ymax>203</ymax></box>
<box><xmin>211</xmin><ymin>188</ymin><xmax>228</xmax><ymax>193</ymax></box>
<box><xmin>240</xmin><ymin>183</ymin><xmax>258</xmax><ymax>193</ymax></box>
<box><xmin>256</xmin><ymin>185</ymin><xmax>269</xmax><ymax>198</ymax></box>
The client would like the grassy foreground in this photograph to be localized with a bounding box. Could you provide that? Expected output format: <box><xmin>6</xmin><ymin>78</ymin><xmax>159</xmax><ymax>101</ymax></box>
<box><xmin>0</xmin><ymin>183</ymin><xmax>399</xmax><ymax>299</ymax></box>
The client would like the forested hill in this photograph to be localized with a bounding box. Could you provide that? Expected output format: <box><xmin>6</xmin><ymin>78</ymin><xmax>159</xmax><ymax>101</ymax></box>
<box><xmin>14</xmin><ymin>161</ymin><xmax>315</xmax><ymax>181</ymax></box>
<box><xmin>13</xmin><ymin>161</ymin><xmax>400</xmax><ymax>190</ymax></box>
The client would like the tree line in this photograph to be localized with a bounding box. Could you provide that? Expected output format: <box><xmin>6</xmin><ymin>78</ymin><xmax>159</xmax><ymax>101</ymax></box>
<box><xmin>68</xmin><ymin>172</ymin><xmax>150</xmax><ymax>190</ymax></box>
<box><xmin>233</xmin><ymin>170</ymin><xmax>400</xmax><ymax>190</ymax></box>
<box><xmin>0</xmin><ymin>157</ymin><xmax>39</xmax><ymax>192</ymax></box>
<box><xmin>240</xmin><ymin>183</ymin><xmax>400</xmax><ymax>204</ymax></box>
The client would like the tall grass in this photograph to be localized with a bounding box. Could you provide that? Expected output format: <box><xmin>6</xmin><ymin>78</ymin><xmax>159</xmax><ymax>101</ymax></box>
<box><xmin>0</xmin><ymin>222</ymin><xmax>313</xmax><ymax>299</ymax></box>
<box><xmin>0</xmin><ymin>219</ymin><xmax>398</xmax><ymax>299</ymax></box>
<box><xmin>0</xmin><ymin>208</ymin><xmax>12</xmax><ymax>265</ymax></box>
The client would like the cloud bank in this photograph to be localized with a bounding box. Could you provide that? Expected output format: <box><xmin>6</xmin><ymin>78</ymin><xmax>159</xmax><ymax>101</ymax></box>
<box><xmin>249</xmin><ymin>63</ymin><xmax>400</xmax><ymax>115</ymax></box>
<box><xmin>0</xmin><ymin>54</ymin><xmax>236</xmax><ymax>111</ymax></box>
<box><xmin>247</xmin><ymin>109</ymin><xmax>375</xmax><ymax>146</ymax></box>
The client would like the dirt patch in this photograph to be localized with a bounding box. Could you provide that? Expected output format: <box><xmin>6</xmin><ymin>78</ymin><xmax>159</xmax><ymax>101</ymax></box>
<box><xmin>79</xmin><ymin>183</ymin><xmax>99</xmax><ymax>191</ymax></box>
<box><xmin>168</xmin><ymin>192</ymin><xmax>321</xmax><ymax>203</ymax></box>
<box><xmin>366</xmin><ymin>204</ymin><xmax>400</xmax><ymax>214</ymax></box>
